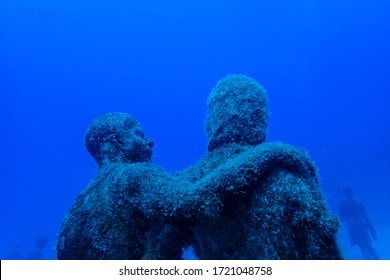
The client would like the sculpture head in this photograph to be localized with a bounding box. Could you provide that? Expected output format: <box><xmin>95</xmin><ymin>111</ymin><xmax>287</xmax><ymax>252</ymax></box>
<box><xmin>85</xmin><ymin>112</ymin><xmax>154</xmax><ymax>167</ymax></box>
<box><xmin>342</xmin><ymin>183</ymin><xmax>353</xmax><ymax>197</ymax></box>
<box><xmin>205</xmin><ymin>75</ymin><xmax>269</xmax><ymax>151</ymax></box>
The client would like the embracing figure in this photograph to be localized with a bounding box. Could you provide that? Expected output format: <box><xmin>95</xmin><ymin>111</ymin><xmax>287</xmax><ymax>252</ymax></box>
<box><xmin>57</xmin><ymin>75</ymin><xmax>341</xmax><ymax>260</ymax></box>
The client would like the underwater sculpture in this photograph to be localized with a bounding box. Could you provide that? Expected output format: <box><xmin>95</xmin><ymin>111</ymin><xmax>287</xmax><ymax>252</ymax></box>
<box><xmin>57</xmin><ymin>75</ymin><xmax>341</xmax><ymax>259</ymax></box>
<box><xmin>57</xmin><ymin>113</ymin><xmax>189</xmax><ymax>259</ymax></box>
<box><xmin>177</xmin><ymin>75</ymin><xmax>340</xmax><ymax>259</ymax></box>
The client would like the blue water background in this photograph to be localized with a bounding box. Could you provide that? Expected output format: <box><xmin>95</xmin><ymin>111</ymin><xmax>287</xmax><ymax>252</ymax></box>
<box><xmin>1</xmin><ymin>0</ymin><xmax>389</xmax><ymax>259</ymax></box>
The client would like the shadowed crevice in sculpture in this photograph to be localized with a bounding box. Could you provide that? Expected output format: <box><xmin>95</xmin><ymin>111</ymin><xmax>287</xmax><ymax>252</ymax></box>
<box><xmin>57</xmin><ymin>74</ymin><xmax>341</xmax><ymax>260</ymax></box>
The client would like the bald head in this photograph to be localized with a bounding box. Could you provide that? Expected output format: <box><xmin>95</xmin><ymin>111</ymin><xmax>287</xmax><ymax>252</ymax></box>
<box><xmin>85</xmin><ymin>112</ymin><xmax>154</xmax><ymax>167</ymax></box>
<box><xmin>206</xmin><ymin>75</ymin><xmax>269</xmax><ymax>151</ymax></box>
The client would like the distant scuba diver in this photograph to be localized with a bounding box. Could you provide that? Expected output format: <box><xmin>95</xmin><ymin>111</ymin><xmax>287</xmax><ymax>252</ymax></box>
<box><xmin>338</xmin><ymin>184</ymin><xmax>379</xmax><ymax>259</ymax></box>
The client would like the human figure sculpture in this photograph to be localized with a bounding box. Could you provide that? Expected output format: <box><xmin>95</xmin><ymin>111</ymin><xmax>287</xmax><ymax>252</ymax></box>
<box><xmin>57</xmin><ymin>113</ymin><xmax>188</xmax><ymax>259</ymax></box>
<box><xmin>57</xmin><ymin>75</ymin><xmax>341</xmax><ymax>259</ymax></box>
<box><xmin>177</xmin><ymin>75</ymin><xmax>340</xmax><ymax>259</ymax></box>
<box><xmin>339</xmin><ymin>184</ymin><xmax>379</xmax><ymax>259</ymax></box>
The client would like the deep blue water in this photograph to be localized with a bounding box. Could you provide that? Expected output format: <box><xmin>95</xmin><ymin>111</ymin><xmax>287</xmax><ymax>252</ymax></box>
<box><xmin>1</xmin><ymin>0</ymin><xmax>389</xmax><ymax>260</ymax></box>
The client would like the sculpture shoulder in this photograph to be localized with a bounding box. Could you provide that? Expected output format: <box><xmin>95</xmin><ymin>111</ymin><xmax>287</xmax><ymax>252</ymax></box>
<box><xmin>249</xmin><ymin>142</ymin><xmax>317</xmax><ymax>176</ymax></box>
<box><xmin>176</xmin><ymin>144</ymin><xmax>250</xmax><ymax>182</ymax></box>
<box><xmin>218</xmin><ymin>142</ymin><xmax>318</xmax><ymax>185</ymax></box>
<box><xmin>176</xmin><ymin>142</ymin><xmax>318</xmax><ymax>198</ymax></box>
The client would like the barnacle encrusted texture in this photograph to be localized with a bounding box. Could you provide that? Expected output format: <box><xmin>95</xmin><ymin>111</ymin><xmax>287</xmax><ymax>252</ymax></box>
<box><xmin>57</xmin><ymin>75</ymin><xmax>341</xmax><ymax>260</ymax></box>
<box><xmin>206</xmin><ymin>75</ymin><xmax>268</xmax><ymax>151</ymax></box>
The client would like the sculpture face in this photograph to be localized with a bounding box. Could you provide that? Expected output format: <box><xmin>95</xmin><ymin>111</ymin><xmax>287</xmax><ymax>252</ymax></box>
<box><xmin>85</xmin><ymin>112</ymin><xmax>154</xmax><ymax>166</ymax></box>
<box><xmin>121</xmin><ymin>125</ymin><xmax>154</xmax><ymax>164</ymax></box>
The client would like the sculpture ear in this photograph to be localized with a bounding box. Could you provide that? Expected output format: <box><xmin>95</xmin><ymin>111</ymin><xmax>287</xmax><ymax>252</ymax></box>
<box><xmin>99</xmin><ymin>142</ymin><xmax>116</xmax><ymax>166</ymax></box>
